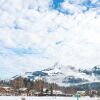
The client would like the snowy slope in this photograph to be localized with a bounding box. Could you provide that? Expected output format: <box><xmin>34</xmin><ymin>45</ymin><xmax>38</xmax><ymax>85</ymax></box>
<box><xmin>12</xmin><ymin>63</ymin><xmax>100</xmax><ymax>86</ymax></box>
<box><xmin>0</xmin><ymin>96</ymin><xmax>98</xmax><ymax>100</ymax></box>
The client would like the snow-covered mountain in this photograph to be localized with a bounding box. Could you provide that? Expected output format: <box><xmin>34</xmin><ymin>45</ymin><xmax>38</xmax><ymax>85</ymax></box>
<box><xmin>12</xmin><ymin>63</ymin><xmax>100</xmax><ymax>86</ymax></box>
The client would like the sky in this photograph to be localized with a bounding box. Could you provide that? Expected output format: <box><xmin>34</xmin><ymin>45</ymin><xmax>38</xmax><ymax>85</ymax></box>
<box><xmin>0</xmin><ymin>0</ymin><xmax>100</xmax><ymax>79</ymax></box>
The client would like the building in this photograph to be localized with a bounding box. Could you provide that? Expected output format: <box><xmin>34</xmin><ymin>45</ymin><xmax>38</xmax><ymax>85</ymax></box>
<box><xmin>0</xmin><ymin>86</ymin><xmax>14</xmax><ymax>96</ymax></box>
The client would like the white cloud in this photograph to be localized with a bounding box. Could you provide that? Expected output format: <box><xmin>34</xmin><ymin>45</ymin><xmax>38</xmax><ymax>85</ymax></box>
<box><xmin>0</xmin><ymin>0</ymin><xmax>100</xmax><ymax>79</ymax></box>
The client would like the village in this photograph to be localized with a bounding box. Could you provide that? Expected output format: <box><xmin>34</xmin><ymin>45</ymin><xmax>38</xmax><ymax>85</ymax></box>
<box><xmin>0</xmin><ymin>76</ymin><xmax>100</xmax><ymax>97</ymax></box>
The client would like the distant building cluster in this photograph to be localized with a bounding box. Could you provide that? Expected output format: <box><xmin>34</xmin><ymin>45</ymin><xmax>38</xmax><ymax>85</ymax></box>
<box><xmin>0</xmin><ymin>76</ymin><xmax>100</xmax><ymax>97</ymax></box>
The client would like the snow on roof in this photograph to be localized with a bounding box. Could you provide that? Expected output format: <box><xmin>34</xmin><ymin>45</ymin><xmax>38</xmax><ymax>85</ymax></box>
<box><xmin>19</xmin><ymin>88</ymin><xmax>27</xmax><ymax>91</ymax></box>
<box><xmin>53</xmin><ymin>90</ymin><xmax>63</xmax><ymax>94</ymax></box>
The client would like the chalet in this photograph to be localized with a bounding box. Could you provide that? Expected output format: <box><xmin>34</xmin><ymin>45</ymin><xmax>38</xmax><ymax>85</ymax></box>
<box><xmin>19</xmin><ymin>88</ymin><xmax>28</xmax><ymax>96</ymax></box>
<box><xmin>53</xmin><ymin>90</ymin><xmax>66</xmax><ymax>96</ymax></box>
<box><xmin>0</xmin><ymin>86</ymin><xmax>14</xmax><ymax>96</ymax></box>
<box><xmin>77</xmin><ymin>91</ymin><xmax>86</xmax><ymax>96</ymax></box>
<box><xmin>89</xmin><ymin>89</ymin><xmax>98</xmax><ymax>97</ymax></box>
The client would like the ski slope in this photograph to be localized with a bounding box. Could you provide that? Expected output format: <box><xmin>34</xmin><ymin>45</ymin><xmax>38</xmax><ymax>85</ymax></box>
<box><xmin>0</xmin><ymin>96</ymin><xmax>99</xmax><ymax>100</ymax></box>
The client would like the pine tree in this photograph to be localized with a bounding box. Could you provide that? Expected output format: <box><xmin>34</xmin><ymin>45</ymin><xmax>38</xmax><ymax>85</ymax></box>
<box><xmin>49</xmin><ymin>85</ymin><xmax>53</xmax><ymax>96</ymax></box>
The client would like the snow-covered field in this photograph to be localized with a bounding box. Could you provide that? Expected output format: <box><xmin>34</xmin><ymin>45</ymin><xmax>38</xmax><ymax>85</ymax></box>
<box><xmin>0</xmin><ymin>96</ymin><xmax>100</xmax><ymax>100</ymax></box>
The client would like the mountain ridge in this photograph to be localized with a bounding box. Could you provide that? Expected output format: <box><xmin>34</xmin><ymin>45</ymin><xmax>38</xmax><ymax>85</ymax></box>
<box><xmin>11</xmin><ymin>63</ymin><xmax>100</xmax><ymax>87</ymax></box>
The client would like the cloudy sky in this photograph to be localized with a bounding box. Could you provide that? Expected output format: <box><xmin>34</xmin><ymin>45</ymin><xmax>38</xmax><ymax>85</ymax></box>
<box><xmin>0</xmin><ymin>0</ymin><xmax>100</xmax><ymax>79</ymax></box>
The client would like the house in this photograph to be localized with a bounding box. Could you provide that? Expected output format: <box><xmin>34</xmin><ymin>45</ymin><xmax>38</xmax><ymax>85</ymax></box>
<box><xmin>77</xmin><ymin>91</ymin><xmax>86</xmax><ymax>96</ymax></box>
<box><xmin>0</xmin><ymin>86</ymin><xmax>14</xmax><ymax>96</ymax></box>
<box><xmin>19</xmin><ymin>88</ymin><xmax>28</xmax><ymax>96</ymax></box>
<box><xmin>89</xmin><ymin>89</ymin><xmax>98</xmax><ymax>97</ymax></box>
<box><xmin>53</xmin><ymin>90</ymin><xmax>66</xmax><ymax>96</ymax></box>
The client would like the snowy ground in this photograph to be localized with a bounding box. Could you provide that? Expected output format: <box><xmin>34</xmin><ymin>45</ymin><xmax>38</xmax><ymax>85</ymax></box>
<box><xmin>0</xmin><ymin>96</ymin><xmax>100</xmax><ymax>100</ymax></box>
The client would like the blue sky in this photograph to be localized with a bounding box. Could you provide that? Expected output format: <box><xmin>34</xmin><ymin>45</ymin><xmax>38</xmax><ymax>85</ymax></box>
<box><xmin>0</xmin><ymin>0</ymin><xmax>100</xmax><ymax>79</ymax></box>
<box><xmin>52</xmin><ymin>0</ymin><xmax>100</xmax><ymax>13</ymax></box>
<box><xmin>52</xmin><ymin>0</ymin><xmax>64</xmax><ymax>9</ymax></box>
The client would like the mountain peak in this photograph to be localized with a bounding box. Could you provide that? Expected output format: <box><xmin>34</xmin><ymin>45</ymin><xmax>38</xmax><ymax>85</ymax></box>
<box><xmin>11</xmin><ymin>64</ymin><xmax>100</xmax><ymax>87</ymax></box>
